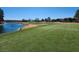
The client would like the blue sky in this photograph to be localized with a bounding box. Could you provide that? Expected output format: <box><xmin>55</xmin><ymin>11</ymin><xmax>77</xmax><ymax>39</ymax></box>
<box><xmin>1</xmin><ymin>7</ymin><xmax>79</xmax><ymax>20</ymax></box>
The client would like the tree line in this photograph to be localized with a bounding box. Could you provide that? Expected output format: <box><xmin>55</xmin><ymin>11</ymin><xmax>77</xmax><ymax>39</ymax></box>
<box><xmin>22</xmin><ymin>9</ymin><xmax>79</xmax><ymax>22</ymax></box>
<box><xmin>22</xmin><ymin>17</ymin><xmax>79</xmax><ymax>22</ymax></box>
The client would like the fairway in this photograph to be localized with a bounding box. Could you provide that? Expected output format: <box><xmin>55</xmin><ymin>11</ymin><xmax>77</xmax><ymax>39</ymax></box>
<box><xmin>0</xmin><ymin>23</ymin><xmax>79</xmax><ymax>52</ymax></box>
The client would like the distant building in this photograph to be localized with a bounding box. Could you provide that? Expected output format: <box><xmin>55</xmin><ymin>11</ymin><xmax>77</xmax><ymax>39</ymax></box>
<box><xmin>0</xmin><ymin>8</ymin><xmax>4</xmax><ymax>24</ymax></box>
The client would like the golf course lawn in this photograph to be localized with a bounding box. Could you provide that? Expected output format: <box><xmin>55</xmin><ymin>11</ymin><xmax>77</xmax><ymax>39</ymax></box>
<box><xmin>0</xmin><ymin>22</ymin><xmax>79</xmax><ymax>52</ymax></box>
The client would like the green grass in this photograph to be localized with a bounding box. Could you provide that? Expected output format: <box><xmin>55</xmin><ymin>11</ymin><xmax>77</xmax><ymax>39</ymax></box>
<box><xmin>0</xmin><ymin>22</ymin><xmax>79</xmax><ymax>52</ymax></box>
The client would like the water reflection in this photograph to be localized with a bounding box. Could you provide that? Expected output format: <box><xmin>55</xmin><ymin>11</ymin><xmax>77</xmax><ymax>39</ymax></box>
<box><xmin>0</xmin><ymin>25</ymin><xmax>4</xmax><ymax>33</ymax></box>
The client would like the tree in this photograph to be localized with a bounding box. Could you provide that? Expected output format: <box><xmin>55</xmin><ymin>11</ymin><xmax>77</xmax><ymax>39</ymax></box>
<box><xmin>51</xmin><ymin>19</ymin><xmax>55</xmax><ymax>22</ymax></box>
<box><xmin>22</xmin><ymin>19</ymin><xmax>25</xmax><ymax>22</ymax></box>
<box><xmin>45</xmin><ymin>18</ymin><xmax>48</xmax><ymax>22</ymax></box>
<box><xmin>41</xmin><ymin>18</ymin><xmax>45</xmax><ymax>22</ymax></box>
<box><xmin>0</xmin><ymin>8</ymin><xmax>4</xmax><ymax>24</ymax></box>
<box><xmin>34</xmin><ymin>18</ymin><xmax>40</xmax><ymax>22</ymax></box>
<box><xmin>68</xmin><ymin>18</ymin><xmax>73</xmax><ymax>22</ymax></box>
<box><xmin>22</xmin><ymin>19</ymin><xmax>28</xmax><ymax>22</ymax></box>
<box><xmin>47</xmin><ymin>17</ymin><xmax>51</xmax><ymax>22</ymax></box>
<box><xmin>0</xmin><ymin>8</ymin><xmax>4</xmax><ymax>17</ymax></box>
<box><xmin>44</xmin><ymin>17</ymin><xmax>51</xmax><ymax>22</ymax></box>
<box><xmin>74</xmin><ymin>9</ymin><xmax>79</xmax><ymax>18</ymax></box>
<box><xmin>56</xmin><ymin>18</ymin><xmax>61</xmax><ymax>22</ymax></box>
<box><xmin>74</xmin><ymin>9</ymin><xmax>79</xmax><ymax>22</ymax></box>
<box><xmin>28</xmin><ymin>19</ymin><xmax>32</xmax><ymax>22</ymax></box>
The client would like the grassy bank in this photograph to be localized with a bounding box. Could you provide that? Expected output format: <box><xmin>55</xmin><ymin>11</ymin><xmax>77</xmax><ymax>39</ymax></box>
<box><xmin>0</xmin><ymin>22</ymin><xmax>79</xmax><ymax>51</ymax></box>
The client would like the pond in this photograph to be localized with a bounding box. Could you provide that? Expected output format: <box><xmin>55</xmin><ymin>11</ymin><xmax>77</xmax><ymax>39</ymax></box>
<box><xmin>0</xmin><ymin>22</ymin><xmax>24</xmax><ymax>33</ymax></box>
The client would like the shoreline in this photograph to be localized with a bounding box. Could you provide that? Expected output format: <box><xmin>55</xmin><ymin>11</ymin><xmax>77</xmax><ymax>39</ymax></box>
<box><xmin>22</xmin><ymin>24</ymin><xmax>38</xmax><ymax>30</ymax></box>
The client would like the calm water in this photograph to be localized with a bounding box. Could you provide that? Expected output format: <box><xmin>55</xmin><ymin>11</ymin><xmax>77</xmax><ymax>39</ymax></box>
<box><xmin>0</xmin><ymin>22</ymin><xmax>23</xmax><ymax>33</ymax></box>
